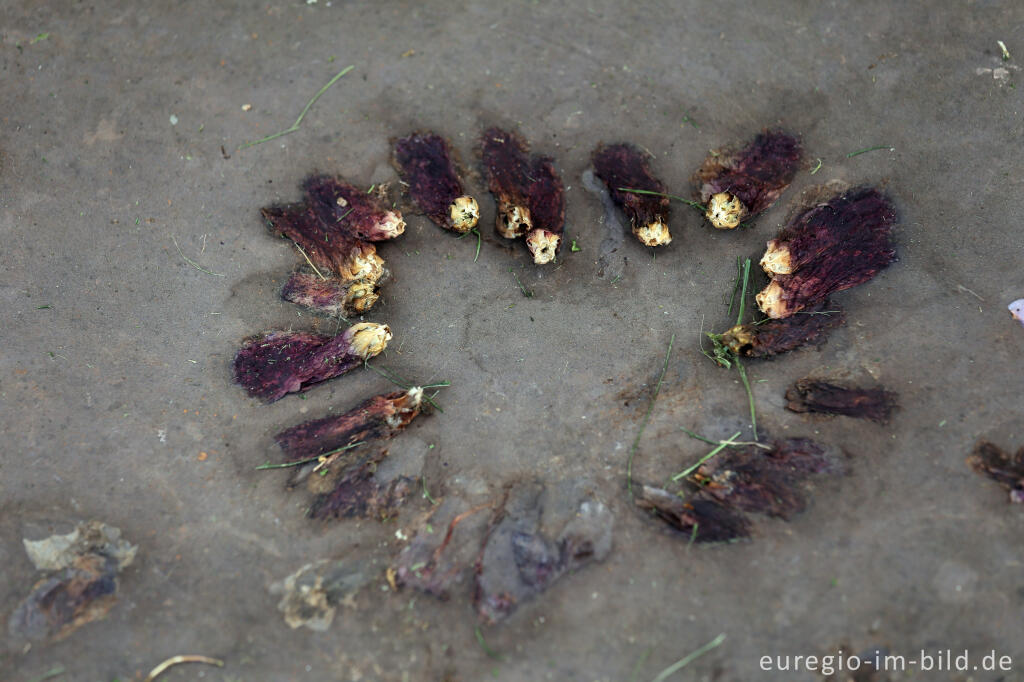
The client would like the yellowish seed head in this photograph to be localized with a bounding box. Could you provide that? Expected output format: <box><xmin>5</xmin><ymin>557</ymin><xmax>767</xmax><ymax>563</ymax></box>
<box><xmin>496</xmin><ymin>203</ymin><xmax>532</xmax><ymax>239</ymax></box>
<box><xmin>377</xmin><ymin>210</ymin><xmax>406</xmax><ymax>239</ymax></box>
<box><xmin>449</xmin><ymin>196</ymin><xmax>480</xmax><ymax>233</ymax></box>
<box><xmin>759</xmin><ymin>240</ymin><xmax>793</xmax><ymax>275</ymax></box>
<box><xmin>755</xmin><ymin>281</ymin><xmax>789</xmax><ymax>319</ymax></box>
<box><xmin>345</xmin><ymin>281</ymin><xmax>379</xmax><ymax>314</ymax></box>
<box><xmin>525</xmin><ymin>229</ymin><xmax>561</xmax><ymax>265</ymax></box>
<box><xmin>633</xmin><ymin>220</ymin><xmax>672</xmax><ymax>247</ymax></box>
<box><xmin>720</xmin><ymin>324</ymin><xmax>754</xmax><ymax>355</ymax></box>
<box><xmin>346</xmin><ymin>322</ymin><xmax>392</xmax><ymax>358</ymax></box>
<box><xmin>706</xmin><ymin>192</ymin><xmax>747</xmax><ymax>230</ymax></box>
<box><xmin>342</xmin><ymin>247</ymin><xmax>385</xmax><ymax>284</ymax></box>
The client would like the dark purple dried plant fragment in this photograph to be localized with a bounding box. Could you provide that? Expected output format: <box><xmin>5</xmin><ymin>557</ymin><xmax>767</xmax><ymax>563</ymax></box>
<box><xmin>967</xmin><ymin>441</ymin><xmax>1024</xmax><ymax>504</ymax></box>
<box><xmin>717</xmin><ymin>304</ymin><xmax>845</xmax><ymax>358</ymax></box>
<box><xmin>694</xmin><ymin>129</ymin><xmax>802</xmax><ymax>229</ymax></box>
<box><xmin>308</xmin><ymin>456</ymin><xmax>415</xmax><ymax>520</ymax></box>
<box><xmin>522</xmin><ymin>155</ymin><xmax>566</xmax><ymax>264</ymax></box>
<box><xmin>232</xmin><ymin>322</ymin><xmax>391</xmax><ymax>403</ymax></box>
<box><xmin>474</xmin><ymin>482</ymin><xmax>613</xmax><ymax>623</ymax></box>
<box><xmin>481</xmin><ymin>127</ymin><xmax>533</xmax><ymax>239</ymax></box>
<box><xmin>634</xmin><ymin>485</ymin><xmax>752</xmax><ymax>542</ymax></box>
<box><xmin>261</xmin><ymin>203</ymin><xmax>384</xmax><ymax>284</ymax></box>
<box><xmin>693</xmin><ymin>438</ymin><xmax>836</xmax><ymax>519</ymax></box>
<box><xmin>303</xmin><ymin>175</ymin><xmax>406</xmax><ymax>242</ymax></box>
<box><xmin>636</xmin><ymin>437</ymin><xmax>838</xmax><ymax>542</ymax></box>
<box><xmin>392</xmin><ymin>132</ymin><xmax>479</xmax><ymax>233</ymax></box>
<box><xmin>785</xmin><ymin>379</ymin><xmax>898</xmax><ymax>423</ymax></box>
<box><xmin>275</xmin><ymin>388</ymin><xmax>424</xmax><ymax>461</ymax></box>
<box><xmin>592</xmin><ymin>143</ymin><xmax>672</xmax><ymax>247</ymax></box>
<box><xmin>281</xmin><ymin>270</ymin><xmax>380</xmax><ymax>318</ymax></box>
<box><xmin>756</xmin><ymin>187</ymin><xmax>897</xmax><ymax>318</ymax></box>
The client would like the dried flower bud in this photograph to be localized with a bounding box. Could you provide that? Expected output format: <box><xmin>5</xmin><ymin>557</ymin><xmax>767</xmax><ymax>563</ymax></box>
<box><xmin>392</xmin><ymin>132</ymin><xmax>479</xmax><ymax>234</ymax></box>
<box><xmin>785</xmin><ymin>379</ymin><xmax>898</xmax><ymax>423</ymax></box>
<box><xmin>274</xmin><ymin>388</ymin><xmax>424</xmax><ymax>461</ymax></box>
<box><xmin>756</xmin><ymin>187</ymin><xmax>897</xmax><ymax>318</ymax></box>
<box><xmin>281</xmin><ymin>271</ymin><xmax>381</xmax><ymax>317</ymax></box>
<box><xmin>481</xmin><ymin>128</ymin><xmax>533</xmax><ymax>239</ymax></box>
<box><xmin>592</xmin><ymin>143</ymin><xmax>672</xmax><ymax>246</ymax></box>
<box><xmin>233</xmin><ymin>322</ymin><xmax>391</xmax><ymax>403</ymax></box>
<box><xmin>304</xmin><ymin>175</ymin><xmax>406</xmax><ymax>241</ymax></box>
<box><xmin>718</xmin><ymin>304</ymin><xmax>844</xmax><ymax>358</ymax></box>
<box><xmin>967</xmin><ymin>440</ymin><xmax>1024</xmax><ymax>504</ymax></box>
<box><xmin>705</xmin><ymin>191</ymin><xmax>747</xmax><ymax>230</ymax></box>
<box><xmin>523</xmin><ymin>156</ymin><xmax>565</xmax><ymax>264</ymax></box>
<box><xmin>693</xmin><ymin>129</ymin><xmax>801</xmax><ymax>227</ymax></box>
<box><xmin>261</xmin><ymin>204</ymin><xmax>385</xmax><ymax>284</ymax></box>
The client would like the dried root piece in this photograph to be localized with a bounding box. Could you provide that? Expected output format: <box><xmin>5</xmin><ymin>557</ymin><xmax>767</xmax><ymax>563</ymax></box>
<box><xmin>481</xmin><ymin>128</ymin><xmax>533</xmax><ymax>239</ymax></box>
<box><xmin>756</xmin><ymin>187</ymin><xmax>897</xmax><ymax>318</ymax></box>
<box><xmin>717</xmin><ymin>304</ymin><xmax>844</xmax><ymax>358</ymax></box>
<box><xmin>262</xmin><ymin>203</ymin><xmax>385</xmax><ymax>284</ymax></box>
<box><xmin>303</xmin><ymin>175</ymin><xmax>406</xmax><ymax>242</ymax></box>
<box><xmin>967</xmin><ymin>440</ymin><xmax>1024</xmax><ymax>504</ymax></box>
<box><xmin>275</xmin><ymin>388</ymin><xmax>424</xmax><ymax>460</ymax></box>
<box><xmin>9</xmin><ymin>521</ymin><xmax>137</xmax><ymax>643</ymax></box>
<box><xmin>474</xmin><ymin>482</ymin><xmax>613</xmax><ymax>623</ymax></box>
<box><xmin>636</xmin><ymin>437</ymin><xmax>837</xmax><ymax>543</ymax></box>
<box><xmin>281</xmin><ymin>270</ymin><xmax>380</xmax><ymax>317</ymax></box>
<box><xmin>592</xmin><ymin>143</ymin><xmax>671</xmax><ymax>247</ymax></box>
<box><xmin>233</xmin><ymin>322</ymin><xmax>391</xmax><ymax>403</ymax></box>
<box><xmin>305</xmin><ymin>447</ymin><xmax>414</xmax><ymax>520</ymax></box>
<box><xmin>523</xmin><ymin>156</ymin><xmax>566</xmax><ymax>264</ymax></box>
<box><xmin>785</xmin><ymin>379</ymin><xmax>898</xmax><ymax>423</ymax></box>
<box><xmin>693</xmin><ymin>129</ymin><xmax>802</xmax><ymax>229</ymax></box>
<box><xmin>392</xmin><ymin>132</ymin><xmax>479</xmax><ymax>233</ymax></box>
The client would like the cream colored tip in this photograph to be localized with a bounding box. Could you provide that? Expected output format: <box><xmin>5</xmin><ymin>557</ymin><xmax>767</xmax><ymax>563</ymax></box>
<box><xmin>347</xmin><ymin>322</ymin><xmax>392</xmax><ymax>358</ymax></box>
<box><xmin>449</xmin><ymin>196</ymin><xmax>480</xmax><ymax>233</ymax></box>
<box><xmin>525</xmin><ymin>229</ymin><xmax>561</xmax><ymax>264</ymax></box>
<box><xmin>345</xmin><ymin>282</ymin><xmax>379</xmax><ymax>314</ymax></box>
<box><xmin>633</xmin><ymin>220</ymin><xmax>672</xmax><ymax>247</ymax></box>
<box><xmin>759</xmin><ymin>240</ymin><xmax>792</xmax><ymax>275</ymax></box>
<box><xmin>379</xmin><ymin>211</ymin><xmax>406</xmax><ymax>239</ymax></box>
<box><xmin>706</xmin><ymin>192</ymin><xmax>747</xmax><ymax>230</ymax></box>
<box><xmin>345</xmin><ymin>249</ymin><xmax>385</xmax><ymax>284</ymax></box>
<box><xmin>405</xmin><ymin>387</ymin><xmax>424</xmax><ymax>408</ymax></box>
<box><xmin>755</xmin><ymin>281</ymin><xmax>789</xmax><ymax>319</ymax></box>
<box><xmin>496</xmin><ymin>203</ymin><xmax>532</xmax><ymax>239</ymax></box>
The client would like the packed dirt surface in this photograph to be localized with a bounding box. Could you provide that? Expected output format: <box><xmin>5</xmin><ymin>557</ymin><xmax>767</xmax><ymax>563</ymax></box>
<box><xmin>3</xmin><ymin>2</ymin><xmax>1023</xmax><ymax>680</ymax></box>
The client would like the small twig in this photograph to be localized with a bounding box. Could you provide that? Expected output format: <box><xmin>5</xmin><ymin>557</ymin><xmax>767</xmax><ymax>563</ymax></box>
<box><xmin>473</xmin><ymin>229</ymin><xmax>482</xmax><ymax>262</ymax></box>
<box><xmin>238</xmin><ymin>65</ymin><xmax>355</xmax><ymax>150</ymax></box>
<box><xmin>172</xmin><ymin>236</ymin><xmax>225</xmax><ymax>277</ymax></box>
<box><xmin>510</xmin><ymin>269</ymin><xmax>534</xmax><ymax>298</ymax></box>
<box><xmin>363</xmin><ymin>360</ymin><xmax>447</xmax><ymax>413</ymax></box>
<box><xmin>628</xmin><ymin>647</ymin><xmax>655</xmax><ymax>682</ymax></box>
<box><xmin>475</xmin><ymin>626</ymin><xmax>505</xmax><ymax>661</ymax></box>
<box><xmin>680</xmin><ymin>428</ymin><xmax>771</xmax><ymax>450</ymax></box>
<box><xmin>421</xmin><ymin>476</ymin><xmax>439</xmax><ymax>505</ymax></box>
<box><xmin>619</xmin><ymin>187</ymin><xmax>705</xmax><ymax>213</ymax></box>
<box><xmin>809</xmin><ymin>158</ymin><xmax>822</xmax><ymax>175</ymax></box>
<box><xmin>27</xmin><ymin>665</ymin><xmax>65</xmax><ymax>682</ymax></box>
<box><xmin>735</xmin><ymin>359</ymin><xmax>757</xmax><ymax>440</ymax></box>
<box><xmin>627</xmin><ymin>334</ymin><xmax>675</xmax><ymax>499</ymax></box>
<box><xmin>294</xmin><ymin>243</ymin><xmax>328</xmax><ymax>280</ymax></box>
<box><xmin>672</xmin><ymin>431</ymin><xmax>740</xmax><ymax>481</ymax></box>
<box><xmin>998</xmin><ymin>40</ymin><xmax>1012</xmax><ymax>61</ymax></box>
<box><xmin>255</xmin><ymin>441</ymin><xmax>365</xmax><ymax>470</ymax></box>
<box><xmin>846</xmin><ymin>145</ymin><xmax>893</xmax><ymax>158</ymax></box>
<box><xmin>956</xmin><ymin>283</ymin><xmax>984</xmax><ymax>302</ymax></box>
<box><xmin>649</xmin><ymin>634</ymin><xmax>726</xmax><ymax>682</ymax></box>
<box><xmin>143</xmin><ymin>655</ymin><xmax>224</xmax><ymax>682</ymax></box>
<box><xmin>734</xmin><ymin>258</ymin><xmax>751</xmax><ymax>326</ymax></box>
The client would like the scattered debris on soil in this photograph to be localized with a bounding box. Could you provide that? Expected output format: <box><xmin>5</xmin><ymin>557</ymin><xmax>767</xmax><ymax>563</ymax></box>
<box><xmin>275</xmin><ymin>388</ymin><xmax>425</xmax><ymax>460</ymax></box>
<box><xmin>636</xmin><ymin>438</ymin><xmax>839</xmax><ymax>542</ymax></box>
<box><xmin>756</xmin><ymin>186</ymin><xmax>897</xmax><ymax>318</ymax></box>
<box><xmin>392</xmin><ymin>131</ymin><xmax>480</xmax><ymax>233</ymax></box>
<box><xmin>306</xmin><ymin>449</ymin><xmax>415</xmax><ymax>520</ymax></box>
<box><xmin>967</xmin><ymin>440</ymin><xmax>1024</xmax><ymax>504</ymax></box>
<box><xmin>693</xmin><ymin>129</ymin><xmax>801</xmax><ymax>229</ymax></box>
<box><xmin>9</xmin><ymin>521</ymin><xmax>137</xmax><ymax>643</ymax></box>
<box><xmin>785</xmin><ymin>379</ymin><xmax>898</xmax><ymax>423</ymax></box>
<box><xmin>474</xmin><ymin>481</ymin><xmax>613</xmax><ymax>623</ymax></box>
<box><xmin>233</xmin><ymin>323</ymin><xmax>391</xmax><ymax>402</ymax></box>
<box><xmin>716</xmin><ymin>303</ymin><xmax>845</xmax><ymax>358</ymax></box>
<box><xmin>480</xmin><ymin>128</ymin><xmax>566</xmax><ymax>264</ymax></box>
<box><xmin>269</xmin><ymin>558</ymin><xmax>375</xmax><ymax>630</ymax></box>
<box><xmin>281</xmin><ymin>269</ymin><xmax>380</xmax><ymax>317</ymax></box>
<box><xmin>1009</xmin><ymin>298</ymin><xmax>1024</xmax><ymax>327</ymax></box>
<box><xmin>592</xmin><ymin>143</ymin><xmax>672</xmax><ymax>246</ymax></box>
<box><xmin>394</xmin><ymin>497</ymin><xmax>495</xmax><ymax>599</ymax></box>
<box><xmin>143</xmin><ymin>655</ymin><xmax>224</xmax><ymax>682</ymax></box>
